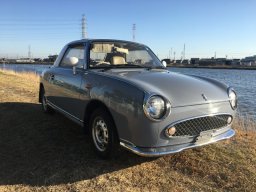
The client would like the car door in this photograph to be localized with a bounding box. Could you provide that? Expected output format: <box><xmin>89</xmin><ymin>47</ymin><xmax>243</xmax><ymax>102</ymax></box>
<box><xmin>49</xmin><ymin>43</ymin><xmax>86</xmax><ymax>122</ymax></box>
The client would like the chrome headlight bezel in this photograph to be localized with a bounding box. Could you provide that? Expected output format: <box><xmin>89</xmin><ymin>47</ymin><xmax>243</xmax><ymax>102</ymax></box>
<box><xmin>143</xmin><ymin>94</ymin><xmax>171</xmax><ymax>121</ymax></box>
<box><xmin>228</xmin><ymin>87</ymin><xmax>237</xmax><ymax>110</ymax></box>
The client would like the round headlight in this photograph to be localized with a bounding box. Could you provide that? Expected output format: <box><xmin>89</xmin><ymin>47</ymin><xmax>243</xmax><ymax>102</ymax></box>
<box><xmin>228</xmin><ymin>88</ymin><xmax>237</xmax><ymax>110</ymax></box>
<box><xmin>144</xmin><ymin>95</ymin><xmax>171</xmax><ymax>120</ymax></box>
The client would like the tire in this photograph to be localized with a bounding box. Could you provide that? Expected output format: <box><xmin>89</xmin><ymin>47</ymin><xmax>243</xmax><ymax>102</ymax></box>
<box><xmin>89</xmin><ymin>108</ymin><xmax>119</xmax><ymax>159</ymax></box>
<box><xmin>41</xmin><ymin>89</ymin><xmax>54</xmax><ymax>114</ymax></box>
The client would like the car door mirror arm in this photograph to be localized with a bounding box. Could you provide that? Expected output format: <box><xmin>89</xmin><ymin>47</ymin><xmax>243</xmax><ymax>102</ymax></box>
<box><xmin>73</xmin><ymin>66</ymin><xmax>77</xmax><ymax>75</ymax></box>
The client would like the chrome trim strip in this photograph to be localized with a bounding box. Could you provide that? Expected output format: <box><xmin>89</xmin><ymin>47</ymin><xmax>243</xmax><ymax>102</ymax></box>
<box><xmin>228</xmin><ymin>87</ymin><xmax>238</xmax><ymax>110</ymax></box>
<box><xmin>120</xmin><ymin>138</ymin><xmax>137</xmax><ymax>147</ymax></box>
<box><xmin>172</xmin><ymin>99</ymin><xmax>230</xmax><ymax>108</ymax></box>
<box><xmin>120</xmin><ymin>128</ymin><xmax>235</xmax><ymax>157</ymax></box>
<box><xmin>47</xmin><ymin>100</ymin><xmax>84</xmax><ymax>123</ymax></box>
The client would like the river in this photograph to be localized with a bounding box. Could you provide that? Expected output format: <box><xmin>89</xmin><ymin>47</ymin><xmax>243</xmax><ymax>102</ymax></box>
<box><xmin>1</xmin><ymin>64</ymin><xmax>255</xmax><ymax>119</ymax></box>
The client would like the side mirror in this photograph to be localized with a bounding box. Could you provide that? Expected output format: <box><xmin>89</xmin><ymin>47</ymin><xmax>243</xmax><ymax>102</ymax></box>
<box><xmin>63</xmin><ymin>57</ymin><xmax>79</xmax><ymax>66</ymax></box>
<box><xmin>63</xmin><ymin>57</ymin><xmax>79</xmax><ymax>75</ymax></box>
<box><xmin>162</xmin><ymin>60</ymin><xmax>167</xmax><ymax>67</ymax></box>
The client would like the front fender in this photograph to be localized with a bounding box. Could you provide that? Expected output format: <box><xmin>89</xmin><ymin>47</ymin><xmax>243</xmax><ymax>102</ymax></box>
<box><xmin>86</xmin><ymin>72</ymin><xmax>159</xmax><ymax>147</ymax></box>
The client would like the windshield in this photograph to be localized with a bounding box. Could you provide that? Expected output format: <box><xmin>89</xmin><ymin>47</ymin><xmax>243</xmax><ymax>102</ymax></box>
<box><xmin>89</xmin><ymin>41</ymin><xmax>163</xmax><ymax>69</ymax></box>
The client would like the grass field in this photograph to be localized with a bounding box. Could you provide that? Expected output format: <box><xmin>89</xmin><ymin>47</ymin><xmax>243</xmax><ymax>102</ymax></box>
<box><xmin>0</xmin><ymin>69</ymin><xmax>256</xmax><ymax>192</ymax></box>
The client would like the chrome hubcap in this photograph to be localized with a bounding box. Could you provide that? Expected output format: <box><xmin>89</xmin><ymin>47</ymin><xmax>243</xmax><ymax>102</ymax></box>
<box><xmin>92</xmin><ymin>117</ymin><xmax>109</xmax><ymax>152</ymax></box>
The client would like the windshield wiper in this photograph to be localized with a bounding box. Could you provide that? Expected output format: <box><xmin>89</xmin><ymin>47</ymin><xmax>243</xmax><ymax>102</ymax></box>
<box><xmin>143</xmin><ymin>65</ymin><xmax>166</xmax><ymax>70</ymax></box>
<box><xmin>99</xmin><ymin>64</ymin><xmax>165</xmax><ymax>72</ymax></box>
<box><xmin>119</xmin><ymin>64</ymin><xmax>166</xmax><ymax>69</ymax></box>
<box><xmin>99</xmin><ymin>65</ymin><xmax>116</xmax><ymax>71</ymax></box>
<box><xmin>117</xmin><ymin>64</ymin><xmax>145</xmax><ymax>68</ymax></box>
<box><xmin>100</xmin><ymin>64</ymin><xmax>145</xmax><ymax>71</ymax></box>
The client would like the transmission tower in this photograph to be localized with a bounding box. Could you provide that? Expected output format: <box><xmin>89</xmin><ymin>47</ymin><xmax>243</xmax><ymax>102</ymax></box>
<box><xmin>132</xmin><ymin>24</ymin><xmax>136</xmax><ymax>41</ymax></box>
<box><xmin>82</xmin><ymin>14</ymin><xmax>87</xmax><ymax>39</ymax></box>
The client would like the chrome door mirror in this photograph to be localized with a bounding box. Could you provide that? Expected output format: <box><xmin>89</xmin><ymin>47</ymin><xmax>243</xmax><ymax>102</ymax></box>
<box><xmin>63</xmin><ymin>57</ymin><xmax>79</xmax><ymax>75</ymax></box>
<box><xmin>162</xmin><ymin>60</ymin><xmax>167</xmax><ymax>67</ymax></box>
<box><xmin>63</xmin><ymin>57</ymin><xmax>79</xmax><ymax>66</ymax></box>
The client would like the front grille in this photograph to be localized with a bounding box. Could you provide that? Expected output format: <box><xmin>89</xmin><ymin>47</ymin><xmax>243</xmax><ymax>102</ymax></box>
<box><xmin>172</xmin><ymin>114</ymin><xmax>231</xmax><ymax>137</ymax></box>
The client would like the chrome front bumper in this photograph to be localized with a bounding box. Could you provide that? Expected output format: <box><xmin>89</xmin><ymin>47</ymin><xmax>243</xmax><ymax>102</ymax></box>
<box><xmin>120</xmin><ymin>128</ymin><xmax>235</xmax><ymax>157</ymax></box>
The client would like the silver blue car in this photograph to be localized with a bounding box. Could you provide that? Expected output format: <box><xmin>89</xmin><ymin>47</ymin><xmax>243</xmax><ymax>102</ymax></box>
<box><xmin>39</xmin><ymin>39</ymin><xmax>237</xmax><ymax>158</ymax></box>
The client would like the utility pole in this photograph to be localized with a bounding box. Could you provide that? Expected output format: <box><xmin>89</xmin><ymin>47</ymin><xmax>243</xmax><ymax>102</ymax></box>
<box><xmin>174</xmin><ymin>51</ymin><xmax>176</xmax><ymax>60</ymax></box>
<box><xmin>214</xmin><ymin>52</ymin><xmax>216</xmax><ymax>59</ymax></box>
<box><xmin>82</xmin><ymin>14</ymin><xmax>87</xmax><ymax>39</ymax></box>
<box><xmin>183</xmin><ymin>44</ymin><xmax>186</xmax><ymax>60</ymax></box>
<box><xmin>132</xmin><ymin>24</ymin><xmax>136</xmax><ymax>42</ymax></box>
<box><xmin>28</xmin><ymin>45</ymin><xmax>31</xmax><ymax>59</ymax></box>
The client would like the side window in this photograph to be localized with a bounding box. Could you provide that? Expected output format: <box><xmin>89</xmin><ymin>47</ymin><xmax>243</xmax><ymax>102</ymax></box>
<box><xmin>59</xmin><ymin>44</ymin><xmax>85</xmax><ymax>68</ymax></box>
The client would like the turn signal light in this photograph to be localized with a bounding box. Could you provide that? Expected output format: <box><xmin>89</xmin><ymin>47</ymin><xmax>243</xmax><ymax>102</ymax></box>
<box><xmin>227</xmin><ymin>117</ymin><xmax>232</xmax><ymax>124</ymax></box>
<box><xmin>166</xmin><ymin>126</ymin><xmax>176</xmax><ymax>137</ymax></box>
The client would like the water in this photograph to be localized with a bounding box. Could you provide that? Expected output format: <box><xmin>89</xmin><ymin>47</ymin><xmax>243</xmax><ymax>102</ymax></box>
<box><xmin>0</xmin><ymin>63</ymin><xmax>51</xmax><ymax>74</ymax></box>
<box><xmin>1</xmin><ymin>64</ymin><xmax>255</xmax><ymax>119</ymax></box>
<box><xmin>170</xmin><ymin>67</ymin><xmax>256</xmax><ymax>119</ymax></box>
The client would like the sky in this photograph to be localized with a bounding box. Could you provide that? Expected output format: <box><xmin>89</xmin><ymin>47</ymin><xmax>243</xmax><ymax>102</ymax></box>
<box><xmin>0</xmin><ymin>0</ymin><xmax>256</xmax><ymax>59</ymax></box>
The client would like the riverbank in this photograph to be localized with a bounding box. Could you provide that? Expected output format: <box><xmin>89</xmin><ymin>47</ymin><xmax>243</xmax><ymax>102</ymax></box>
<box><xmin>168</xmin><ymin>64</ymin><xmax>256</xmax><ymax>70</ymax></box>
<box><xmin>0</xmin><ymin>69</ymin><xmax>256</xmax><ymax>191</ymax></box>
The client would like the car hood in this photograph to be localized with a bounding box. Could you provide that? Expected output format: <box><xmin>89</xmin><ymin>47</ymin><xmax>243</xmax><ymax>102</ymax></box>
<box><xmin>100</xmin><ymin>69</ymin><xmax>229</xmax><ymax>107</ymax></box>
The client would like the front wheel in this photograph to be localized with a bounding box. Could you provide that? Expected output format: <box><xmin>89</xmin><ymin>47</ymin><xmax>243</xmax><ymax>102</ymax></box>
<box><xmin>89</xmin><ymin>108</ymin><xmax>119</xmax><ymax>159</ymax></box>
<box><xmin>41</xmin><ymin>89</ymin><xmax>54</xmax><ymax>114</ymax></box>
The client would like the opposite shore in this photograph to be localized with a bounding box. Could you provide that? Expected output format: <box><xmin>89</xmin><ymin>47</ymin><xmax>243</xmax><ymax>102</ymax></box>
<box><xmin>168</xmin><ymin>64</ymin><xmax>256</xmax><ymax>70</ymax></box>
<box><xmin>1</xmin><ymin>63</ymin><xmax>256</xmax><ymax>70</ymax></box>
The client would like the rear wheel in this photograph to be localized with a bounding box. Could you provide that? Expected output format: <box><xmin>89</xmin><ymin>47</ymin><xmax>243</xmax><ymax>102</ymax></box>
<box><xmin>41</xmin><ymin>89</ymin><xmax>54</xmax><ymax>114</ymax></box>
<box><xmin>89</xmin><ymin>108</ymin><xmax>119</xmax><ymax>159</ymax></box>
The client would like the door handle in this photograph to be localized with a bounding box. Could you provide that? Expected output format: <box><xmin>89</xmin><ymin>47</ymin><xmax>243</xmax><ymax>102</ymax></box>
<box><xmin>50</xmin><ymin>74</ymin><xmax>55</xmax><ymax>81</ymax></box>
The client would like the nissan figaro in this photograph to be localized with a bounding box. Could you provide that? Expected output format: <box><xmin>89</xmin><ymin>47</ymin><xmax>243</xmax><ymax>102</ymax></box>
<box><xmin>39</xmin><ymin>39</ymin><xmax>237</xmax><ymax>158</ymax></box>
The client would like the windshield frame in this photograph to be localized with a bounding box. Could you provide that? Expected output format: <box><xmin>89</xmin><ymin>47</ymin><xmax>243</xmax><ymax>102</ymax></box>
<box><xmin>87</xmin><ymin>40</ymin><xmax>164</xmax><ymax>70</ymax></box>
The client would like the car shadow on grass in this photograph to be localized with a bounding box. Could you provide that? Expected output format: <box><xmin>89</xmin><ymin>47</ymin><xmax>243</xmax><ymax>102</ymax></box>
<box><xmin>0</xmin><ymin>102</ymin><xmax>154</xmax><ymax>186</ymax></box>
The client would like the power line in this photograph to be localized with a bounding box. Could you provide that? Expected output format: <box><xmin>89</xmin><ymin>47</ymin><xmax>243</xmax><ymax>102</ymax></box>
<box><xmin>0</xmin><ymin>34</ymin><xmax>79</xmax><ymax>37</ymax></box>
<box><xmin>1</xmin><ymin>26</ymin><xmax>80</xmax><ymax>29</ymax></box>
<box><xmin>0</xmin><ymin>22</ymin><xmax>79</xmax><ymax>25</ymax></box>
<box><xmin>0</xmin><ymin>38</ymin><xmax>77</xmax><ymax>41</ymax></box>
<box><xmin>0</xmin><ymin>18</ymin><xmax>80</xmax><ymax>22</ymax></box>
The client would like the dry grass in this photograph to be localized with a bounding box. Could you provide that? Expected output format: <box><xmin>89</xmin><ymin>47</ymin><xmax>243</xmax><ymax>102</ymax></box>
<box><xmin>0</xmin><ymin>69</ymin><xmax>39</xmax><ymax>103</ymax></box>
<box><xmin>0</xmin><ymin>69</ymin><xmax>256</xmax><ymax>192</ymax></box>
